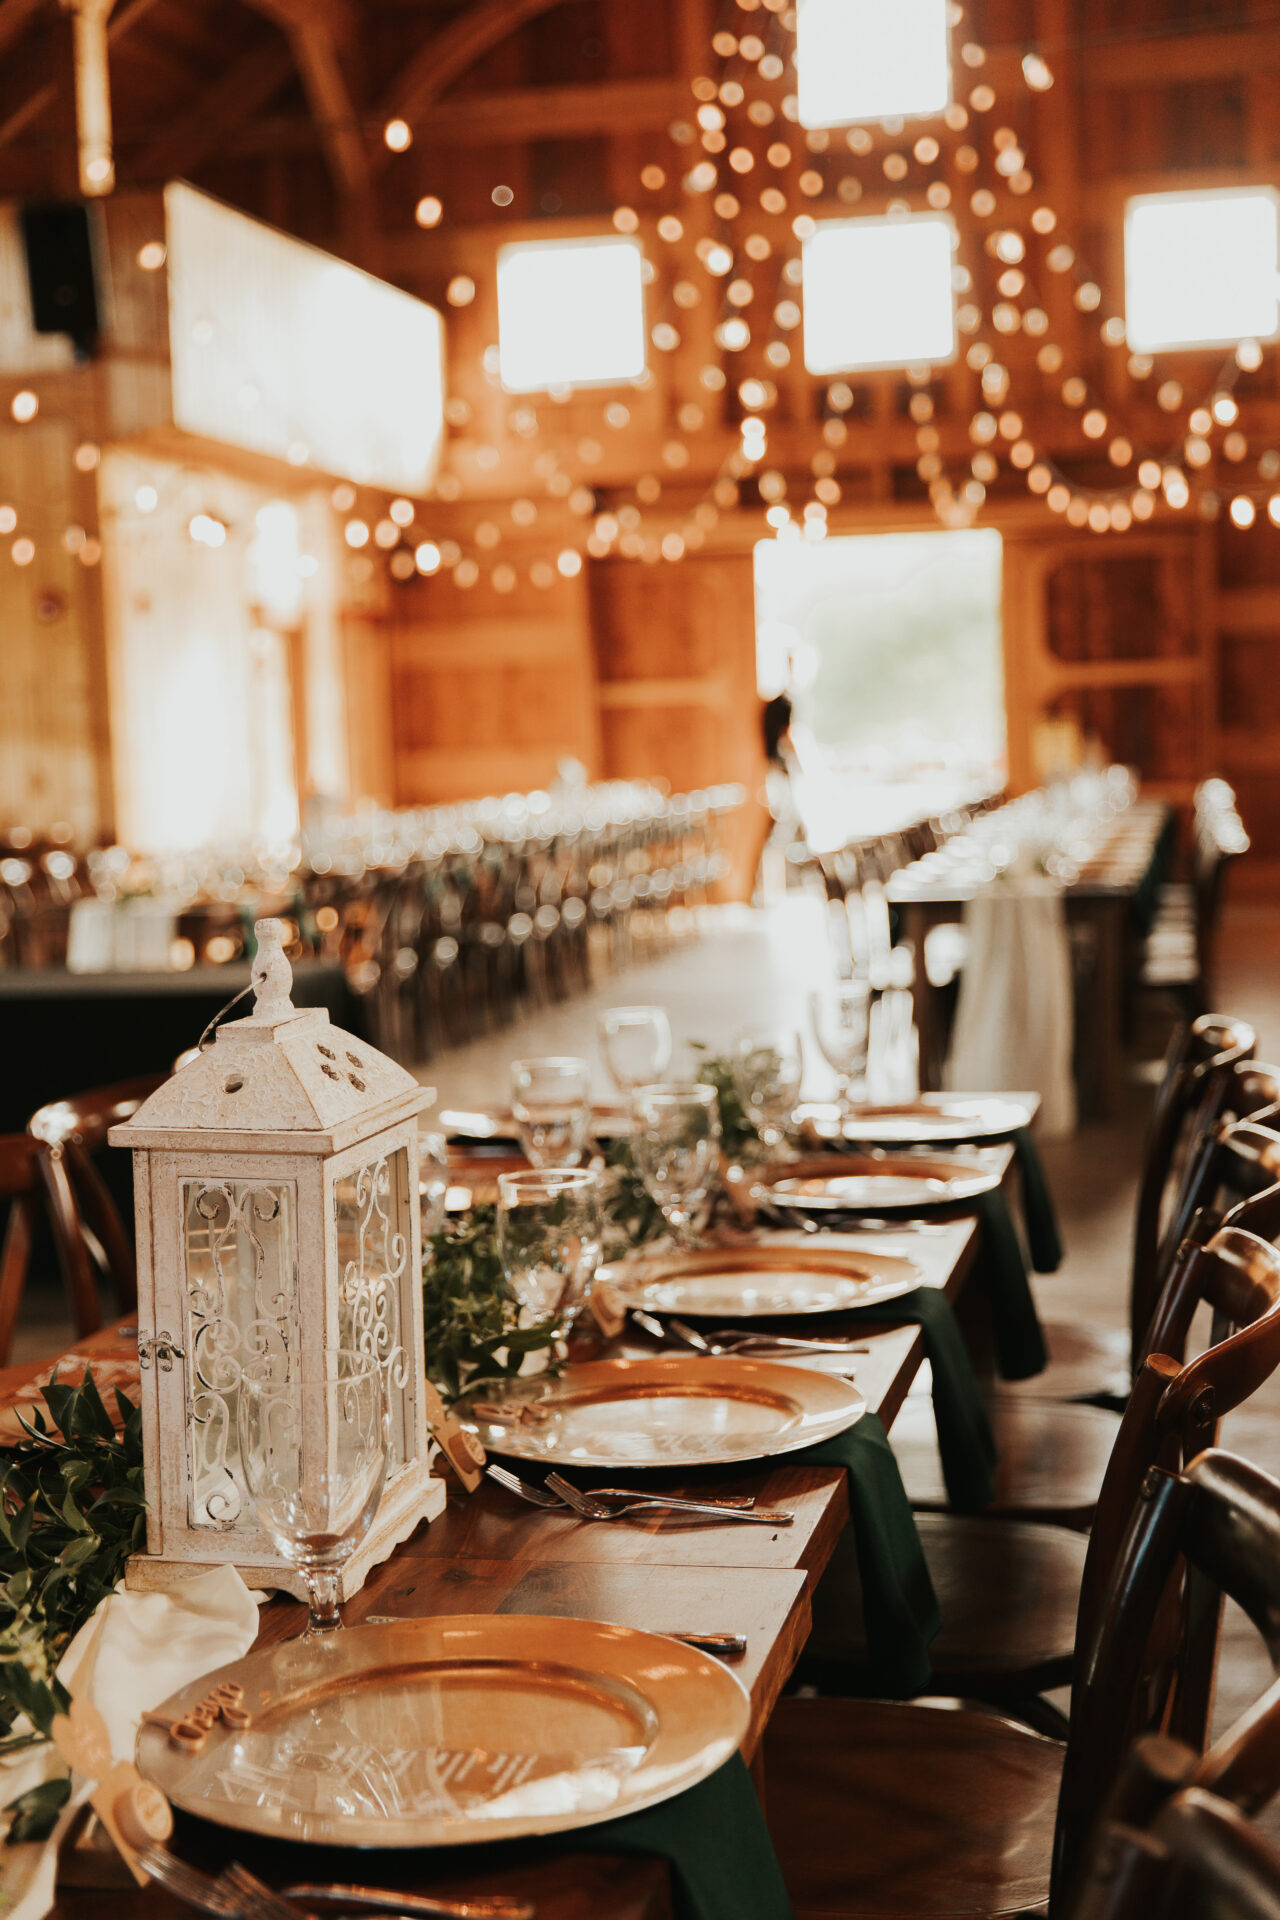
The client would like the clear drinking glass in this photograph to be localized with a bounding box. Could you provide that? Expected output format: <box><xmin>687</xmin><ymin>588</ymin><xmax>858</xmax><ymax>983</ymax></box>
<box><xmin>810</xmin><ymin>982</ymin><xmax>872</xmax><ymax>1114</ymax></box>
<box><xmin>510</xmin><ymin>1056</ymin><xmax>592</xmax><ymax>1167</ymax></box>
<box><xmin>237</xmin><ymin>1349</ymin><xmax>388</xmax><ymax>1638</ymax></box>
<box><xmin>733</xmin><ymin>1029</ymin><xmax>804</xmax><ymax>1149</ymax></box>
<box><xmin>496</xmin><ymin>1168</ymin><xmax>604</xmax><ymax>1341</ymax></box>
<box><xmin>418</xmin><ymin>1127</ymin><xmax>450</xmax><ymax>1247</ymax></box>
<box><xmin>630</xmin><ymin>1083</ymin><xmax>722</xmax><ymax>1246</ymax></box>
<box><xmin>598</xmin><ymin>1005</ymin><xmax>673</xmax><ymax>1094</ymax></box>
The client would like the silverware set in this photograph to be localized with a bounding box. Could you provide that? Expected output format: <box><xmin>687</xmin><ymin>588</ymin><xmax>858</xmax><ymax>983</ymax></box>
<box><xmin>138</xmin><ymin>1848</ymin><xmax>535</xmax><ymax>1920</ymax></box>
<box><xmin>628</xmin><ymin>1307</ymin><xmax>866</xmax><ymax>1359</ymax></box>
<box><xmin>484</xmin><ymin>1461</ymin><xmax>792</xmax><ymax>1526</ymax></box>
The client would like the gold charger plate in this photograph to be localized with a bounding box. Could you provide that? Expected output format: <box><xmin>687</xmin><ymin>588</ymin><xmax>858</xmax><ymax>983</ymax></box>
<box><xmin>459</xmin><ymin>1353</ymin><xmax>865</xmax><ymax>1467</ymax></box>
<box><xmin>136</xmin><ymin>1615</ymin><xmax>748</xmax><ymax>1848</ymax></box>
<box><xmin>762</xmin><ymin>1151</ymin><xmax>1002</xmax><ymax>1214</ymax></box>
<box><xmin>602</xmin><ymin>1244</ymin><xmax>921</xmax><ymax>1317</ymax></box>
<box><xmin>797</xmin><ymin>1094</ymin><xmax>1033</xmax><ymax>1148</ymax></box>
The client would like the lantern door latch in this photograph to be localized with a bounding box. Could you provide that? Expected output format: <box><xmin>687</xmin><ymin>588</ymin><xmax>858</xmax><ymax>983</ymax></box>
<box><xmin>138</xmin><ymin>1330</ymin><xmax>184</xmax><ymax>1372</ymax></box>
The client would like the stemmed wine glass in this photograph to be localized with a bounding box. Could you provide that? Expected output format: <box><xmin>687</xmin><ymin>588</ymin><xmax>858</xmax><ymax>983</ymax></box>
<box><xmin>419</xmin><ymin>1126</ymin><xmax>450</xmax><ymax>1247</ymax></box>
<box><xmin>630</xmin><ymin>1083</ymin><xmax>722</xmax><ymax>1246</ymax></box>
<box><xmin>510</xmin><ymin>1057</ymin><xmax>592</xmax><ymax>1167</ymax></box>
<box><xmin>496</xmin><ymin>1168</ymin><xmax>604</xmax><ymax>1345</ymax></box>
<box><xmin>237</xmin><ymin>1348</ymin><xmax>388</xmax><ymax>1638</ymax></box>
<box><xmin>810</xmin><ymin>981</ymin><xmax>872</xmax><ymax>1116</ymax></box>
<box><xmin>597</xmin><ymin>1006</ymin><xmax>673</xmax><ymax>1095</ymax></box>
<box><xmin>733</xmin><ymin>1029</ymin><xmax>804</xmax><ymax>1150</ymax></box>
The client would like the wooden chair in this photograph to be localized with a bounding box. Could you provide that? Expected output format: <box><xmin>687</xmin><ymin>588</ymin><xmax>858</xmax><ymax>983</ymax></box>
<box><xmin>0</xmin><ymin>1134</ymin><xmax>101</xmax><ymax>1364</ymax></box>
<box><xmin>1068</xmin><ymin>1766</ymin><xmax>1280</xmax><ymax>1920</ymax></box>
<box><xmin>804</xmin><ymin>1223</ymin><xmax>1280</xmax><ymax>1708</ymax></box>
<box><xmin>765</xmin><ymin>1445</ymin><xmax>1280</xmax><ymax>1919</ymax></box>
<box><xmin>1005</xmin><ymin>1014</ymin><xmax>1261</xmax><ymax>1407</ymax></box>
<box><xmin>27</xmin><ymin>1076</ymin><xmax>164</xmax><ymax>1318</ymax></box>
<box><xmin>889</xmin><ymin>1016</ymin><xmax>1260</xmax><ymax>1525</ymax></box>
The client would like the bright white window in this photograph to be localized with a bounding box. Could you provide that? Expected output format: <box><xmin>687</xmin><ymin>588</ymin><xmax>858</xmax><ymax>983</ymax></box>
<box><xmin>803</xmin><ymin>214</ymin><xmax>956</xmax><ymax>373</ymax></box>
<box><xmin>796</xmin><ymin>0</ymin><xmax>950</xmax><ymax>130</ymax></box>
<box><xmin>1124</xmin><ymin>188</ymin><xmax>1280</xmax><ymax>352</ymax></box>
<box><xmin>496</xmin><ymin>237</ymin><xmax>646</xmax><ymax>392</ymax></box>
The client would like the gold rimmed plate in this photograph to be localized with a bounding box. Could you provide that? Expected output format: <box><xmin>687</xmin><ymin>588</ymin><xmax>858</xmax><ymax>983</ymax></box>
<box><xmin>602</xmin><ymin>1244</ymin><xmax>920</xmax><ymax>1318</ymax></box>
<box><xmin>136</xmin><ymin>1615</ymin><xmax>748</xmax><ymax>1849</ymax></box>
<box><xmin>458</xmin><ymin>1354</ymin><xmax>865</xmax><ymax>1467</ymax></box>
<box><xmin>797</xmin><ymin>1094</ymin><xmax>1033</xmax><ymax>1148</ymax></box>
<box><xmin>439</xmin><ymin>1103</ymin><xmax>629</xmax><ymax>1146</ymax></box>
<box><xmin>761</xmin><ymin>1151</ymin><xmax>1002</xmax><ymax>1214</ymax></box>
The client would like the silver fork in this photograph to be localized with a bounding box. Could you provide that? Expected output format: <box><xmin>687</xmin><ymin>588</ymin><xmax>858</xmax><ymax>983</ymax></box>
<box><xmin>668</xmin><ymin>1317</ymin><xmax>868</xmax><ymax>1358</ymax></box>
<box><xmin>220</xmin><ymin>1865</ymin><xmax>304</xmax><ymax>1920</ymax></box>
<box><xmin>283</xmin><ymin>1885</ymin><xmax>535</xmax><ymax>1920</ymax></box>
<box><xmin>544</xmin><ymin>1472</ymin><xmax>793</xmax><ymax>1526</ymax></box>
<box><xmin>136</xmin><ymin>1847</ymin><xmax>243</xmax><ymax>1916</ymax></box>
<box><xmin>484</xmin><ymin>1462</ymin><xmax>562</xmax><ymax>1507</ymax></box>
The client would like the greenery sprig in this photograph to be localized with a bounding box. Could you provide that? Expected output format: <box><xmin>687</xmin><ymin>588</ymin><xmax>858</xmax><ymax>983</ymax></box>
<box><xmin>421</xmin><ymin>1205</ymin><xmax>561</xmax><ymax>1403</ymax></box>
<box><xmin>0</xmin><ymin>1373</ymin><xmax>147</xmax><ymax>1841</ymax></box>
<box><xmin>691</xmin><ymin>1044</ymin><xmax>762</xmax><ymax>1157</ymax></box>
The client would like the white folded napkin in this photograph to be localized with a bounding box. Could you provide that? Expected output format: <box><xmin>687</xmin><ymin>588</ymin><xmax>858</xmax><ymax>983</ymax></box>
<box><xmin>0</xmin><ymin>1566</ymin><xmax>260</xmax><ymax>1920</ymax></box>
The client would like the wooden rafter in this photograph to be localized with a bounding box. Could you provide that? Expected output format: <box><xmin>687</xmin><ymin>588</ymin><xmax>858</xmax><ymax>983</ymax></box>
<box><xmin>130</xmin><ymin>36</ymin><xmax>296</xmax><ymax>182</ymax></box>
<box><xmin>0</xmin><ymin>0</ymin><xmax>46</xmax><ymax>60</ymax></box>
<box><xmin>243</xmin><ymin>0</ymin><xmax>369</xmax><ymax>205</ymax></box>
<box><xmin>374</xmin><ymin>0</ymin><xmax>571</xmax><ymax>173</ymax></box>
<box><xmin>0</xmin><ymin>0</ymin><xmax>160</xmax><ymax>152</ymax></box>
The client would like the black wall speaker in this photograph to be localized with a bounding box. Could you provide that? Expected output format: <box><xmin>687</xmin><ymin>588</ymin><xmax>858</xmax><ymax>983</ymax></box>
<box><xmin>20</xmin><ymin>202</ymin><xmax>100</xmax><ymax>355</ymax></box>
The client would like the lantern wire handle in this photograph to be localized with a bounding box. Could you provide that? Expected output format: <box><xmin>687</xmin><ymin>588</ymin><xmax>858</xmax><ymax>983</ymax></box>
<box><xmin>195</xmin><ymin>982</ymin><xmax>255</xmax><ymax>1053</ymax></box>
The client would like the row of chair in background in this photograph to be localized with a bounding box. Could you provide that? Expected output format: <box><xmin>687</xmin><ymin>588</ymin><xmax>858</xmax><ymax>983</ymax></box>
<box><xmin>768</xmin><ymin>1010</ymin><xmax>1280</xmax><ymax>1915</ymax></box>
<box><xmin>0</xmin><ymin>784</ymin><xmax>742</xmax><ymax>1066</ymax></box>
<box><xmin>1138</xmin><ymin>776</ymin><xmax>1251</xmax><ymax>1018</ymax></box>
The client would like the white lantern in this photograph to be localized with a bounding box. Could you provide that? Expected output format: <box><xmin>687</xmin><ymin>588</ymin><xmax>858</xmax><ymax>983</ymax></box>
<box><xmin>110</xmin><ymin>919</ymin><xmax>445</xmax><ymax>1598</ymax></box>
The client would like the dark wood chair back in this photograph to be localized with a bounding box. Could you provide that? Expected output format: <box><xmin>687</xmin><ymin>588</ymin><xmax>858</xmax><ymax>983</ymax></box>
<box><xmin>27</xmin><ymin>1076</ymin><xmax>164</xmax><ymax>1315</ymax></box>
<box><xmin>1159</xmin><ymin>1082</ymin><xmax>1280</xmax><ymax>1273</ymax></box>
<box><xmin>1076</xmin><ymin>1227</ymin><xmax>1280</xmax><ymax>1681</ymax></box>
<box><xmin>1069</xmin><ymin>1781</ymin><xmax>1280</xmax><ymax>1920</ymax></box>
<box><xmin>1055</xmin><ymin>1449</ymin><xmax>1280</xmax><ymax>1909</ymax></box>
<box><xmin>1131</xmin><ymin>1014</ymin><xmax>1258</xmax><ymax>1369</ymax></box>
<box><xmin>0</xmin><ymin>1134</ymin><xmax>100</xmax><ymax>1364</ymax></box>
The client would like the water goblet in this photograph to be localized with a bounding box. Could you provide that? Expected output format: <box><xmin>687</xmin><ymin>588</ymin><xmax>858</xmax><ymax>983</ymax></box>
<box><xmin>496</xmin><ymin>1168</ymin><xmax>605</xmax><ymax>1343</ymax></box>
<box><xmin>510</xmin><ymin>1056</ymin><xmax>592</xmax><ymax>1167</ymax></box>
<box><xmin>733</xmin><ymin>1028</ymin><xmax>804</xmax><ymax>1149</ymax></box>
<box><xmin>598</xmin><ymin>1005</ymin><xmax>673</xmax><ymax>1095</ymax></box>
<box><xmin>629</xmin><ymin>1083</ymin><xmax>722</xmax><ymax>1246</ymax></box>
<box><xmin>237</xmin><ymin>1348</ymin><xmax>388</xmax><ymax>1638</ymax></box>
<box><xmin>810</xmin><ymin>981</ymin><xmax>872</xmax><ymax>1115</ymax></box>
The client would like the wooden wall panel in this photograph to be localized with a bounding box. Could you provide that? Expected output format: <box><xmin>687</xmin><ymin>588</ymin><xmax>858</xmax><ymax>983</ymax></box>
<box><xmin>0</xmin><ymin>420</ymin><xmax>109</xmax><ymax>839</ymax></box>
<box><xmin>588</xmin><ymin>552</ymin><xmax>766</xmax><ymax>895</ymax></box>
<box><xmin>387</xmin><ymin>569</ymin><xmax>600</xmax><ymax>804</ymax></box>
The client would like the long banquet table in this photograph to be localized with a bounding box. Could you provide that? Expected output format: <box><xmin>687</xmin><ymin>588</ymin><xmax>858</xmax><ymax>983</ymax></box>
<box><xmin>9</xmin><ymin>1204</ymin><xmax>990</xmax><ymax>1920</ymax></box>
<box><xmin>889</xmin><ymin>797</ymin><xmax>1173</xmax><ymax>1118</ymax></box>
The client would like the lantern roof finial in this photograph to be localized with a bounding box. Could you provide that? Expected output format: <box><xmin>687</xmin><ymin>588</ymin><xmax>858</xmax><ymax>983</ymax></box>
<box><xmin>251</xmin><ymin>918</ymin><xmax>295</xmax><ymax>1024</ymax></box>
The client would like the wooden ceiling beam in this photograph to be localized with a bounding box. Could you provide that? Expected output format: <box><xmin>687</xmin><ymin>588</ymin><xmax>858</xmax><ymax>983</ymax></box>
<box><xmin>243</xmin><ymin>0</ymin><xmax>370</xmax><ymax>206</ymax></box>
<box><xmin>407</xmin><ymin>74</ymin><xmax>685</xmax><ymax>144</ymax></box>
<box><xmin>374</xmin><ymin>0</ymin><xmax>574</xmax><ymax>174</ymax></box>
<box><xmin>128</xmin><ymin>36</ymin><xmax>296</xmax><ymax>181</ymax></box>
<box><xmin>1088</xmin><ymin>23</ymin><xmax>1280</xmax><ymax>88</ymax></box>
<box><xmin>0</xmin><ymin>0</ymin><xmax>46</xmax><ymax>60</ymax></box>
<box><xmin>0</xmin><ymin>0</ymin><xmax>160</xmax><ymax>150</ymax></box>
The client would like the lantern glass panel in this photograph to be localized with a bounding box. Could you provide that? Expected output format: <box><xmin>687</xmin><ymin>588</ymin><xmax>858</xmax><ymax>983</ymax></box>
<box><xmin>335</xmin><ymin>1146</ymin><xmax>414</xmax><ymax>1471</ymax></box>
<box><xmin>181</xmin><ymin>1176</ymin><xmax>297</xmax><ymax>1530</ymax></box>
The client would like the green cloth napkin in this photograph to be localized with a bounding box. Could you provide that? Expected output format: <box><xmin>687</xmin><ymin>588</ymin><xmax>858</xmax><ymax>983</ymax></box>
<box><xmin>794</xmin><ymin>1411</ymin><xmax>940</xmax><ymax>1697</ymax></box>
<box><xmin>837</xmin><ymin>1287</ymin><xmax>996</xmax><ymax>1513</ymax></box>
<box><xmin>971</xmin><ymin>1186</ymin><xmax>1048</xmax><ymax>1379</ymax></box>
<box><xmin>585</xmin><ymin>1752</ymin><xmax>795</xmax><ymax>1920</ymax></box>
<box><xmin>1010</xmin><ymin>1125</ymin><xmax>1063</xmax><ymax>1273</ymax></box>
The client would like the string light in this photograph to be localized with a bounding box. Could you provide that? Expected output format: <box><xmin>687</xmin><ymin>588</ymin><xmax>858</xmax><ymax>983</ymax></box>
<box><xmin>11</xmin><ymin>391</ymin><xmax>37</xmax><ymax>423</ymax></box>
<box><xmin>1230</xmin><ymin>495</ymin><xmax>1256</xmax><ymax>528</ymax></box>
<box><xmin>383</xmin><ymin>119</ymin><xmax>412</xmax><ymax>151</ymax></box>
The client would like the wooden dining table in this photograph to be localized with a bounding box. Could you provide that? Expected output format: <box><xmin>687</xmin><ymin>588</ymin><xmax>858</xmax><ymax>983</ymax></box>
<box><xmin>889</xmin><ymin>798</ymin><xmax>1172</xmax><ymax>1118</ymax></box>
<box><xmin>19</xmin><ymin>1198</ymin><xmax>994</xmax><ymax>1920</ymax></box>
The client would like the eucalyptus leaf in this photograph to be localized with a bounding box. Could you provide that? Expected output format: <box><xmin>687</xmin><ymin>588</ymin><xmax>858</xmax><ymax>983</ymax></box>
<box><xmin>4</xmin><ymin>1776</ymin><xmax>70</xmax><ymax>1843</ymax></box>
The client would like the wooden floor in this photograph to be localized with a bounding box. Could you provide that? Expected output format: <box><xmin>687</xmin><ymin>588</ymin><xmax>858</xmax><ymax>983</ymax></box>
<box><xmin>10</xmin><ymin>897</ymin><xmax>1280</xmax><ymax>1783</ymax></box>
